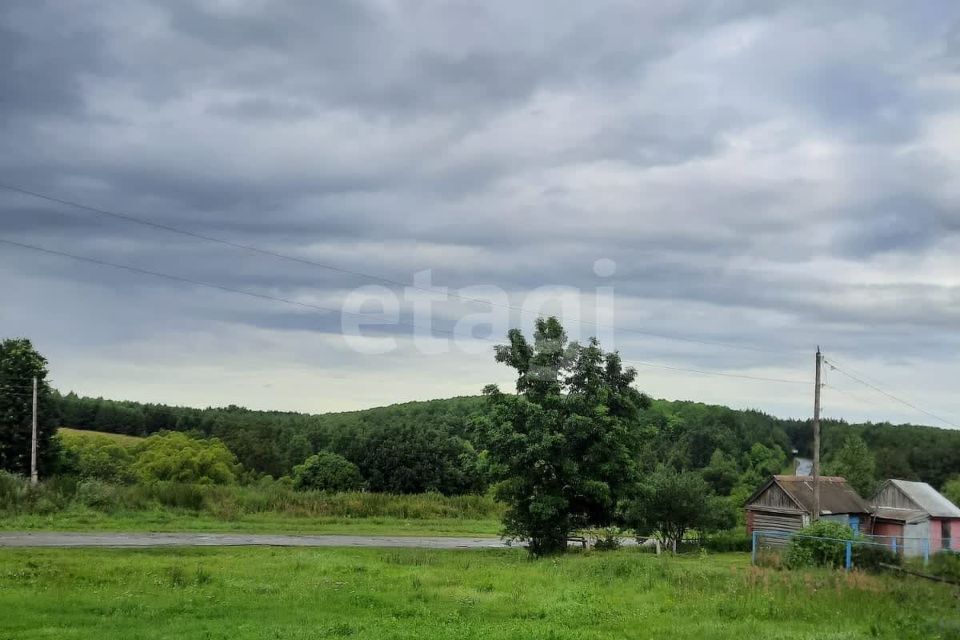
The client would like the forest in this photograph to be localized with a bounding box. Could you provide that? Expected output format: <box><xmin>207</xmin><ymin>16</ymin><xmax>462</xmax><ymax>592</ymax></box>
<box><xmin>44</xmin><ymin>373</ymin><xmax>960</xmax><ymax>499</ymax></box>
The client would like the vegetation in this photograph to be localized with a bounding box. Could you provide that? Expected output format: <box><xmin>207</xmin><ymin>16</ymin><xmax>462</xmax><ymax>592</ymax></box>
<box><xmin>474</xmin><ymin>319</ymin><xmax>649</xmax><ymax>554</ymax></box>
<box><xmin>620</xmin><ymin>467</ymin><xmax>735</xmax><ymax>549</ymax></box>
<box><xmin>44</xmin><ymin>383</ymin><xmax>960</xmax><ymax>497</ymax></box>
<box><xmin>825</xmin><ymin>434</ymin><xmax>877</xmax><ymax>497</ymax></box>
<box><xmin>0</xmin><ymin>547</ymin><xmax>957</xmax><ymax>640</ymax></box>
<box><xmin>293</xmin><ymin>451</ymin><xmax>363</xmax><ymax>492</ymax></box>
<box><xmin>0</xmin><ymin>338</ymin><xmax>57</xmax><ymax>476</ymax></box>
<box><xmin>0</xmin><ymin>471</ymin><xmax>502</xmax><ymax>535</ymax></box>
<box><xmin>782</xmin><ymin>521</ymin><xmax>898</xmax><ymax>572</ymax></box>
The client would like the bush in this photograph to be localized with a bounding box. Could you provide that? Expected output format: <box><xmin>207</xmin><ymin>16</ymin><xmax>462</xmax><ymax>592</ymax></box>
<box><xmin>591</xmin><ymin>527</ymin><xmax>624</xmax><ymax>551</ymax></box>
<box><xmin>131</xmin><ymin>432</ymin><xmax>240</xmax><ymax>485</ymax></box>
<box><xmin>58</xmin><ymin>432</ymin><xmax>135</xmax><ymax>483</ymax></box>
<box><xmin>293</xmin><ymin>452</ymin><xmax>363</xmax><ymax>492</ymax></box>
<box><xmin>704</xmin><ymin>529</ymin><xmax>752</xmax><ymax>553</ymax></box>
<box><xmin>852</xmin><ymin>542</ymin><xmax>899</xmax><ymax>571</ymax></box>
<box><xmin>785</xmin><ymin>521</ymin><xmax>854</xmax><ymax>569</ymax></box>
<box><xmin>76</xmin><ymin>480</ymin><xmax>121</xmax><ymax>510</ymax></box>
<box><xmin>925</xmin><ymin>551</ymin><xmax>960</xmax><ymax>581</ymax></box>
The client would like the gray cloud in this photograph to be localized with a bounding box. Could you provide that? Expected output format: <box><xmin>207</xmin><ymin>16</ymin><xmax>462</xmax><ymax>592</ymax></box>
<box><xmin>1</xmin><ymin>0</ymin><xmax>960</xmax><ymax>424</ymax></box>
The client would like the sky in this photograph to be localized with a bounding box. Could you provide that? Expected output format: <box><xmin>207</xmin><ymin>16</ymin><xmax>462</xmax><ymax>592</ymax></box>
<box><xmin>1</xmin><ymin>0</ymin><xmax>959</xmax><ymax>426</ymax></box>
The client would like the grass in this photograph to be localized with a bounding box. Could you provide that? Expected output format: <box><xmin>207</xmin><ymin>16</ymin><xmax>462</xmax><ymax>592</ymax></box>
<box><xmin>0</xmin><ymin>509</ymin><xmax>500</xmax><ymax>536</ymax></box>
<box><xmin>0</xmin><ymin>548</ymin><xmax>957</xmax><ymax>639</ymax></box>
<box><xmin>58</xmin><ymin>427</ymin><xmax>144</xmax><ymax>446</ymax></box>
<box><xmin>0</xmin><ymin>474</ymin><xmax>503</xmax><ymax>537</ymax></box>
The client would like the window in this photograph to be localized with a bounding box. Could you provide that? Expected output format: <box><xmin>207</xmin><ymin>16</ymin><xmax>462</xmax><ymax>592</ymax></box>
<box><xmin>943</xmin><ymin>521</ymin><xmax>952</xmax><ymax>550</ymax></box>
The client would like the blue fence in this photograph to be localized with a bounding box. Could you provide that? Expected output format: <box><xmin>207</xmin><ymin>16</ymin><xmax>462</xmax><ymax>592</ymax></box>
<box><xmin>752</xmin><ymin>530</ymin><xmax>931</xmax><ymax>570</ymax></box>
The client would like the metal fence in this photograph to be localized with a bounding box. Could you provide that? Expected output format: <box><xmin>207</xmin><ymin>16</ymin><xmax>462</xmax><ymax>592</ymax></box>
<box><xmin>751</xmin><ymin>530</ymin><xmax>931</xmax><ymax>570</ymax></box>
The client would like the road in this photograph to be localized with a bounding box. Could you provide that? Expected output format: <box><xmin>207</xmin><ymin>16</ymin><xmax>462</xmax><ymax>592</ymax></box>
<box><xmin>0</xmin><ymin>532</ymin><xmax>511</xmax><ymax>549</ymax></box>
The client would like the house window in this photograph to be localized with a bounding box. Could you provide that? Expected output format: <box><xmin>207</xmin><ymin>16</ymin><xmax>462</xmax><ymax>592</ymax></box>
<box><xmin>943</xmin><ymin>521</ymin><xmax>952</xmax><ymax>549</ymax></box>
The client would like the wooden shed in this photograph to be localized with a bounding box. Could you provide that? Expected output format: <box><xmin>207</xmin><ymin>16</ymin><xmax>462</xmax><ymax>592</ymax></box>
<box><xmin>871</xmin><ymin>479</ymin><xmax>960</xmax><ymax>557</ymax></box>
<box><xmin>744</xmin><ymin>475</ymin><xmax>872</xmax><ymax>542</ymax></box>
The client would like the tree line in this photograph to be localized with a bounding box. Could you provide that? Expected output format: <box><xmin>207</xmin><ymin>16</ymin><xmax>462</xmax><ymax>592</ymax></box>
<box><xmin>3</xmin><ymin>333</ymin><xmax>960</xmax><ymax>553</ymax></box>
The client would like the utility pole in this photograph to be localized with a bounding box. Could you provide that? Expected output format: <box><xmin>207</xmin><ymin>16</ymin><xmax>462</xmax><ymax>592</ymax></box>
<box><xmin>30</xmin><ymin>376</ymin><xmax>38</xmax><ymax>485</ymax></box>
<box><xmin>812</xmin><ymin>348</ymin><xmax>822</xmax><ymax>521</ymax></box>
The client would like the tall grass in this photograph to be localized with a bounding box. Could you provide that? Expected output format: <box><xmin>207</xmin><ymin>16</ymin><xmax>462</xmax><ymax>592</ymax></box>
<box><xmin>0</xmin><ymin>471</ymin><xmax>503</xmax><ymax>521</ymax></box>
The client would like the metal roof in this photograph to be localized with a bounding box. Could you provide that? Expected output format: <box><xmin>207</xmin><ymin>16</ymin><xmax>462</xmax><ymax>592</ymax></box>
<box><xmin>887</xmin><ymin>479</ymin><xmax>960</xmax><ymax>519</ymax></box>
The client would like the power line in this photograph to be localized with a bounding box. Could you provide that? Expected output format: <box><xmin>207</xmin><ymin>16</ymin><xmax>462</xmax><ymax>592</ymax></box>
<box><xmin>822</xmin><ymin>356</ymin><xmax>959</xmax><ymax>428</ymax></box>
<box><xmin>0</xmin><ymin>183</ymin><xmax>796</xmax><ymax>356</ymax></box>
<box><xmin>631</xmin><ymin>360</ymin><xmax>808</xmax><ymax>385</ymax></box>
<box><xmin>0</xmin><ymin>237</ymin><xmax>811</xmax><ymax>387</ymax></box>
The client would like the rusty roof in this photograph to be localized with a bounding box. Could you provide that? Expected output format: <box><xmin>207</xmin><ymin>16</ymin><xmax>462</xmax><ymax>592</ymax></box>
<box><xmin>770</xmin><ymin>475</ymin><xmax>871</xmax><ymax>516</ymax></box>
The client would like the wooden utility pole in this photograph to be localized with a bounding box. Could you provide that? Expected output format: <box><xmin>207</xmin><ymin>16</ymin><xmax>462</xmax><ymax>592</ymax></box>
<box><xmin>30</xmin><ymin>376</ymin><xmax>38</xmax><ymax>485</ymax></box>
<box><xmin>812</xmin><ymin>348</ymin><xmax>822</xmax><ymax>521</ymax></box>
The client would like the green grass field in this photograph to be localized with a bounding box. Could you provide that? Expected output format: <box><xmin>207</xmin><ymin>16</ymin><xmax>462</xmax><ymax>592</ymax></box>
<box><xmin>0</xmin><ymin>509</ymin><xmax>500</xmax><ymax>536</ymax></box>
<box><xmin>58</xmin><ymin>427</ymin><xmax>144</xmax><ymax>446</ymax></box>
<box><xmin>0</xmin><ymin>547</ymin><xmax>956</xmax><ymax>639</ymax></box>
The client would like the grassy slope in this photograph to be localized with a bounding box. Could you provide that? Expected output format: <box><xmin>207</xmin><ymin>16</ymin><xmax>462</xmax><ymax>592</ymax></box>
<box><xmin>1</xmin><ymin>548</ymin><xmax>956</xmax><ymax>640</ymax></box>
<box><xmin>58</xmin><ymin>427</ymin><xmax>143</xmax><ymax>446</ymax></box>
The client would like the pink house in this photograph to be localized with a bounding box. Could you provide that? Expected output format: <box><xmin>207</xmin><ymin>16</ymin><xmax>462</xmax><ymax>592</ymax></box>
<box><xmin>871</xmin><ymin>479</ymin><xmax>960</xmax><ymax>557</ymax></box>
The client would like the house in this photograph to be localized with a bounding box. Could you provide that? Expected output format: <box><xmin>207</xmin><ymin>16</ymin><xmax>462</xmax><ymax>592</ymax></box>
<box><xmin>871</xmin><ymin>479</ymin><xmax>960</xmax><ymax>557</ymax></box>
<box><xmin>744</xmin><ymin>475</ymin><xmax>872</xmax><ymax>543</ymax></box>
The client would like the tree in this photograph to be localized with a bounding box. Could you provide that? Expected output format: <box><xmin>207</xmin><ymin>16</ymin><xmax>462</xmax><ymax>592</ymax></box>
<box><xmin>0</xmin><ymin>338</ymin><xmax>57</xmax><ymax>477</ymax></box>
<box><xmin>825</xmin><ymin>435</ymin><xmax>877</xmax><ymax>497</ymax></box>
<box><xmin>620</xmin><ymin>467</ymin><xmax>732</xmax><ymax>550</ymax></box>
<box><xmin>347</xmin><ymin>425</ymin><xmax>483</xmax><ymax>495</ymax></box>
<box><xmin>943</xmin><ymin>476</ymin><xmax>960</xmax><ymax>508</ymax></box>
<box><xmin>57</xmin><ymin>431</ymin><xmax>135</xmax><ymax>483</ymax></box>
<box><xmin>293</xmin><ymin>451</ymin><xmax>363</xmax><ymax>492</ymax></box>
<box><xmin>702</xmin><ymin>449</ymin><xmax>739</xmax><ymax>496</ymax></box>
<box><xmin>475</xmin><ymin>318</ymin><xmax>649</xmax><ymax>555</ymax></box>
<box><xmin>131</xmin><ymin>432</ymin><xmax>240</xmax><ymax>484</ymax></box>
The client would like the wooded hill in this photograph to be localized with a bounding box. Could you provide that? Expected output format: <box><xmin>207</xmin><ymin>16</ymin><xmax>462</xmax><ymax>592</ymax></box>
<box><xmin>50</xmin><ymin>391</ymin><xmax>960</xmax><ymax>496</ymax></box>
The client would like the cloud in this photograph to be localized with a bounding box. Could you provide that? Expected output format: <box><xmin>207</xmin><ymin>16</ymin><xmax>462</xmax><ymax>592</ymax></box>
<box><xmin>1</xmin><ymin>0</ymin><xmax>960</xmax><ymax>426</ymax></box>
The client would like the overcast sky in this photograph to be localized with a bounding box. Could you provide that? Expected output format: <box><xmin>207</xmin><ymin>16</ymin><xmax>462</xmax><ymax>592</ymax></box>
<box><xmin>1</xmin><ymin>1</ymin><xmax>959</xmax><ymax>425</ymax></box>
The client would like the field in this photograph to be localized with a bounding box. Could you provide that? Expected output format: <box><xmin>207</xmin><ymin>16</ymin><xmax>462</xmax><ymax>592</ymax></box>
<box><xmin>1</xmin><ymin>548</ymin><xmax>958</xmax><ymax>640</ymax></box>
<box><xmin>58</xmin><ymin>427</ymin><xmax>144</xmax><ymax>446</ymax></box>
<box><xmin>0</xmin><ymin>510</ymin><xmax>500</xmax><ymax>537</ymax></box>
<box><xmin>0</xmin><ymin>474</ymin><xmax>504</xmax><ymax>537</ymax></box>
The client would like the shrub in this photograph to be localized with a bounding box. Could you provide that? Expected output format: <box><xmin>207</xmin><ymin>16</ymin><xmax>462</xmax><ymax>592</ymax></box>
<box><xmin>704</xmin><ymin>529</ymin><xmax>752</xmax><ymax>553</ymax></box>
<box><xmin>852</xmin><ymin>542</ymin><xmax>899</xmax><ymax>571</ymax></box>
<box><xmin>293</xmin><ymin>452</ymin><xmax>363</xmax><ymax>492</ymax></box>
<box><xmin>925</xmin><ymin>551</ymin><xmax>960</xmax><ymax>581</ymax></box>
<box><xmin>590</xmin><ymin>527</ymin><xmax>625</xmax><ymax>551</ymax></box>
<box><xmin>785</xmin><ymin>521</ymin><xmax>854</xmax><ymax>569</ymax></box>
<box><xmin>76</xmin><ymin>479</ymin><xmax>121</xmax><ymax>510</ymax></box>
<box><xmin>58</xmin><ymin>432</ymin><xmax>135</xmax><ymax>483</ymax></box>
<box><xmin>131</xmin><ymin>432</ymin><xmax>240</xmax><ymax>485</ymax></box>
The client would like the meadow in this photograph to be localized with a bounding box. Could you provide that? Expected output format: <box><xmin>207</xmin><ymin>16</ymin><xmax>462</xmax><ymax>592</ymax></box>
<box><xmin>0</xmin><ymin>472</ymin><xmax>503</xmax><ymax>536</ymax></box>
<box><xmin>1</xmin><ymin>547</ymin><xmax>957</xmax><ymax>640</ymax></box>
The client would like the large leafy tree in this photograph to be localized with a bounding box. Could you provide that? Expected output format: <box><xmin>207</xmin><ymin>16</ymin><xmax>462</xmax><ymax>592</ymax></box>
<box><xmin>0</xmin><ymin>338</ymin><xmax>57</xmax><ymax>477</ymax></box>
<box><xmin>475</xmin><ymin>318</ymin><xmax>649</xmax><ymax>555</ymax></box>
<box><xmin>825</xmin><ymin>434</ymin><xmax>877</xmax><ymax>497</ymax></box>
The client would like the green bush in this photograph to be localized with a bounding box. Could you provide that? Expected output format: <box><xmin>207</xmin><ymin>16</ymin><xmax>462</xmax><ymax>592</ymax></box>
<box><xmin>925</xmin><ymin>551</ymin><xmax>960</xmax><ymax>581</ymax></box>
<box><xmin>784</xmin><ymin>521</ymin><xmax>854</xmax><ymax>569</ymax></box>
<box><xmin>75</xmin><ymin>480</ymin><xmax>121</xmax><ymax>509</ymax></box>
<box><xmin>58</xmin><ymin>432</ymin><xmax>135</xmax><ymax>483</ymax></box>
<box><xmin>852</xmin><ymin>542</ymin><xmax>899</xmax><ymax>571</ymax></box>
<box><xmin>131</xmin><ymin>432</ymin><xmax>240</xmax><ymax>485</ymax></box>
<box><xmin>293</xmin><ymin>452</ymin><xmax>363</xmax><ymax>492</ymax></box>
<box><xmin>704</xmin><ymin>529</ymin><xmax>752</xmax><ymax>553</ymax></box>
